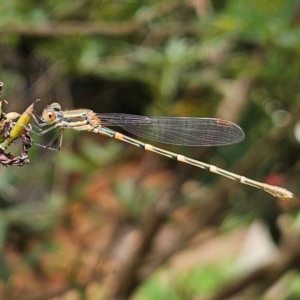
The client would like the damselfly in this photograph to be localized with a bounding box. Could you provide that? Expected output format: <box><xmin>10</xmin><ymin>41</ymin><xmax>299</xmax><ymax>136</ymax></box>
<box><xmin>32</xmin><ymin>103</ymin><xmax>293</xmax><ymax>200</ymax></box>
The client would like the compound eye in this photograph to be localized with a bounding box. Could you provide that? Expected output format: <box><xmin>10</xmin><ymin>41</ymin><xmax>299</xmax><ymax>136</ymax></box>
<box><xmin>42</xmin><ymin>110</ymin><xmax>56</xmax><ymax>124</ymax></box>
<box><xmin>51</xmin><ymin>102</ymin><xmax>61</xmax><ymax>111</ymax></box>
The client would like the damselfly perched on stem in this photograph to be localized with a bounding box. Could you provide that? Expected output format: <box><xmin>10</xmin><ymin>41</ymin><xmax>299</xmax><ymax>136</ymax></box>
<box><xmin>31</xmin><ymin>102</ymin><xmax>293</xmax><ymax>200</ymax></box>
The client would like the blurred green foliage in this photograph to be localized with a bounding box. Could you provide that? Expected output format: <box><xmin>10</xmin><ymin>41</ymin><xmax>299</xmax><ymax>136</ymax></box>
<box><xmin>134</xmin><ymin>263</ymin><xmax>230</xmax><ymax>300</ymax></box>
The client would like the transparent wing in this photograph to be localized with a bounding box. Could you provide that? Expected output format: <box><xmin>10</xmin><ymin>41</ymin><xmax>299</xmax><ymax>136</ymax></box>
<box><xmin>96</xmin><ymin>113</ymin><xmax>245</xmax><ymax>146</ymax></box>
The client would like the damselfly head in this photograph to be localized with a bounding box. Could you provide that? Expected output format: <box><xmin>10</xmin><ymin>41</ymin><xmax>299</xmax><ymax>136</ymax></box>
<box><xmin>42</xmin><ymin>102</ymin><xmax>61</xmax><ymax>124</ymax></box>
